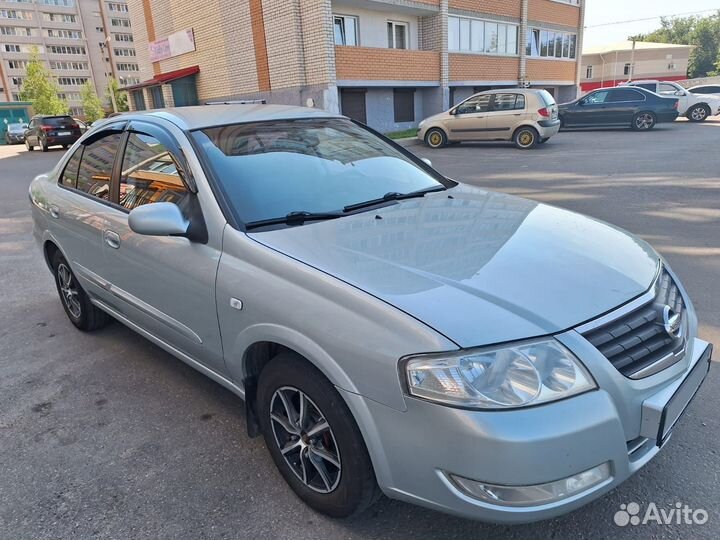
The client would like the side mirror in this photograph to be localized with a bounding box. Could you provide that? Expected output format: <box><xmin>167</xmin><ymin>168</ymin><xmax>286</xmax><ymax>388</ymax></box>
<box><xmin>449</xmin><ymin>107</ymin><xmax>457</xmax><ymax>115</ymax></box>
<box><xmin>577</xmin><ymin>100</ymin><xmax>586</xmax><ymax>106</ymax></box>
<box><xmin>128</xmin><ymin>202</ymin><xmax>189</xmax><ymax>237</ymax></box>
<box><xmin>675</xmin><ymin>90</ymin><xmax>685</xmax><ymax>96</ymax></box>
<box><xmin>420</xmin><ymin>157</ymin><xmax>432</xmax><ymax>167</ymax></box>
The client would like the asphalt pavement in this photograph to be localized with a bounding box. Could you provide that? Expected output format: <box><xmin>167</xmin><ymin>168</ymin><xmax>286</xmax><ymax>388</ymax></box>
<box><xmin>1</xmin><ymin>119</ymin><xmax>719</xmax><ymax>539</ymax></box>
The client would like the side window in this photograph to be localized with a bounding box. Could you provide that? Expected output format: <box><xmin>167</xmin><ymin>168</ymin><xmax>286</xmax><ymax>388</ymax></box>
<box><xmin>456</xmin><ymin>94</ymin><xmax>492</xmax><ymax>114</ymax></box>
<box><xmin>493</xmin><ymin>94</ymin><xmax>517</xmax><ymax>111</ymax></box>
<box><xmin>60</xmin><ymin>145</ymin><xmax>83</xmax><ymax>188</ymax></box>
<box><xmin>607</xmin><ymin>89</ymin><xmax>643</xmax><ymax>102</ymax></box>
<box><xmin>119</xmin><ymin>132</ymin><xmax>189</xmax><ymax>211</ymax></box>
<box><xmin>585</xmin><ymin>90</ymin><xmax>609</xmax><ymax>104</ymax></box>
<box><xmin>634</xmin><ymin>83</ymin><xmax>656</xmax><ymax>92</ymax></box>
<box><xmin>77</xmin><ymin>133</ymin><xmax>123</xmax><ymax>200</ymax></box>
<box><xmin>658</xmin><ymin>83</ymin><xmax>679</xmax><ymax>94</ymax></box>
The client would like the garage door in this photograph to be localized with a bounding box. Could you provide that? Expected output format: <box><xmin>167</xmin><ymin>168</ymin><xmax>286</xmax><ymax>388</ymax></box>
<box><xmin>340</xmin><ymin>89</ymin><xmax>366</xmax><ymax>124</ymax></box>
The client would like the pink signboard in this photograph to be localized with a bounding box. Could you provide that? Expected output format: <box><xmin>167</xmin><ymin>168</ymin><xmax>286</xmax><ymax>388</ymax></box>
<box><xmin>149</xmin><ymin>29</ymin><xmax>195</xmax><ymax>63</ymax></box>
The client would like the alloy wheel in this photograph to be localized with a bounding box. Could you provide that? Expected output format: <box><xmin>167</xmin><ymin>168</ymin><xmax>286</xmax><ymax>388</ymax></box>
<box><xmin>57</xmin><ymin>263</ymin><xmax>82</xmax><ymax>319</ymax></box>
<box><xmin>690</xmin><ymin>106</ymin><xmax>707</xmax><ymax>121</ymax></box>
<box><xmin>270</xmin><ymin>386</ymin><xmax>341</xmax><ymax>493</ymax></box>
<box><xmin>635</xmin><ymin>113</ymin><xmax>654</xmax><ymax>130</ymax></box>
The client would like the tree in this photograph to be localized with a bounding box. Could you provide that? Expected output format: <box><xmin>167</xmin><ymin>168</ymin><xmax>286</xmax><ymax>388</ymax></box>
<box><xmin>637</xmin><ymin>11</ymin><xmax>720</xmax><ymax>78</ymax></box>
<box><xmin>80</xmin><ymin>81</ymin><xmax>104</xmax><ymax>122</ymax></box>
<box><xmin>105</xmin><ymin>77</ymin><xmax>129</xmax><ymax>113</ymax></box>
<box><xmin>19</xmin><ymin>47</ymin><xmax>68</xmax><ymax>115</ymax></box>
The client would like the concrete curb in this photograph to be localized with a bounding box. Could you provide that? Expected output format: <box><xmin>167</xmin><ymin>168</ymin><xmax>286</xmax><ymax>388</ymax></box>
<box><xmin>395</xmin><ymin>137</ymin><xmax>422</xmax><ymax>147</ymax></box>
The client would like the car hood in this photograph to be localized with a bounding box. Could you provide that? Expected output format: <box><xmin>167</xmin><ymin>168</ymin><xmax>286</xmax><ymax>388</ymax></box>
<box><xmin>249</xmin><ymin>185</ymin><xmax>659</xmax><ymax>348</ymax></box>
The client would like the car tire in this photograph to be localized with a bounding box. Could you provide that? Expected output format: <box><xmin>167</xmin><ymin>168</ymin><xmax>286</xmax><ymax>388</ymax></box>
<box><xmin>513</xmin><ymin>126</ymin><xmax>539</xmax><ymax>149</ymax></box>
<box><xmin>424</xmin><ymin>128</ymin><xmax>447</xmax><ymax>149</ymax></box>
<box><xmin>257</xmin><ymin>352</ymin><xmax>380</xmax><ymax>518</ymax></box>
<box><xmin>25</xmin><ymin>139</ymin><xmax>34</xmax><ymax>151</ymax></box>
<box><xmin>51</xmin><ymin>251</ymin><xmax>110</xmax><ymax>331</ymax></box>
<box><xmin>632</xmin><ymin>112</ymin><xmax>656</xmax><ymax>131</ymax></box>
<box><xmin>41</xmin><ymin>138</ymin><xmax>49</xmax><ymax>152</ymax></box>
<box><xmin>62</xmin><ymin>144</ymin><xmax>69</xmax><ymax>149</ymax></box>
<box><xmin>687</xmin><ymin>104</ymin><xmax>710</xmax><ymax>122</ymax></box>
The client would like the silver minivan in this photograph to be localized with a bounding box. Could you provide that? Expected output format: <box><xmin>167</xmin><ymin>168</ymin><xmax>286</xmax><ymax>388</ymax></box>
<box><xmin>30</xmin><ymin>105</ymin><xmax>712</xmax><ymax>523</ymax></box>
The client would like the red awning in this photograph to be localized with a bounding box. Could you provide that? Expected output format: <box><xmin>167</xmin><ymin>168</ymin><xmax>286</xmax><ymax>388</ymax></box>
<box><xmin>121</xmin><ymin>65</ymin><xmax>199</xmax><ymax>91</ymax></box>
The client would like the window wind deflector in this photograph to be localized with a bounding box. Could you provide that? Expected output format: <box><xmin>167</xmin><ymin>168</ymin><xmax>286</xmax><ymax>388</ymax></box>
<box><xmin>245</xmin><ymin>211</ymin><xmax>345</xmax><ymax>231</ymax></box>
<box><xmin>342</xmin><ymin>185</ymin><xmax>446</xmax><ymax>213</ymax></box>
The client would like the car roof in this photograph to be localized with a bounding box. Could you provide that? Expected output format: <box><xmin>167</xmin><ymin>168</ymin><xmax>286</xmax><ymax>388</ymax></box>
<box><xmin>119</xmin><ymin>104</ymin><xmax>344</xmax><ymax>131</ymax></box>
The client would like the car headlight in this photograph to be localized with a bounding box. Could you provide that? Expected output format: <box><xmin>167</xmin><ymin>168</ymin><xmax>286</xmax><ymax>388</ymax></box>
<box><xmin>403</xmin><ymin>339</ymin><xmax>596</xmax><ymax>409</ymax></box>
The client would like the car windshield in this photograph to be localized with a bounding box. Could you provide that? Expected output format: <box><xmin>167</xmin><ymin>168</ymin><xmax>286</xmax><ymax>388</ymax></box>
<box><xmin>192</xmin><ymin>118</ymin><xmax>446</xmax><ymax>225</ymax></box>
<box><xmin>42</xmin><ymin>116</ymin><xmax>74</xmax><ymax>126</ymax></box>
<box><xmin>8</xmin><ymin>123</ymin><xmax>26</xmax><ymax>131</ymax></box>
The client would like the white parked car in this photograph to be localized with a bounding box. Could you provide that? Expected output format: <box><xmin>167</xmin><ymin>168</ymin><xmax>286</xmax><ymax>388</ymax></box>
<box><xmin>688</xmin><ymin>84</ymin><xmax>720</xmax><ymax>97</ymax></box>
<box><xmin>621</xmin><ymin>80</ymin><xmax>720</xmax><ymax>121</ymax></box>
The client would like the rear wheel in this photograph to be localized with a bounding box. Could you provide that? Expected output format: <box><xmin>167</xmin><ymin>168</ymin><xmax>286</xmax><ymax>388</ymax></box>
<box><xmin>632</xmin><ymin>112</ymin><xmax>656</xmax><ymax>131</ymax></box>
<box><xmin>257</xmin><ymin>353</ymin><xmax>380</xmax><ymax>517</ymax></box>
<box><xmin>424</xmin><ymin>128</ymin><xmax>447</xmax><ymax>149</ymax></box>
<box><xmin>41</xmin><ymin>137</ymin><xmax>49</xmax><ymax>152</ymax></box>
<box><xmin>513</xmin><ymin>126</ymin><xmax>539</xmax><ymax>149</ymax></box>
<box><xmin>687</xmin><ymin>104</ymin><xmax>710</xmax><ymax>122</ymax></box>
<box><xmin>52</xmin><ymin>251</ymin><xmax>110</xmax><ymax>331</ymax></box>
<box><xmin>25</xmin><ymin>139</ymin><xmax>34</xmax><ymax>151</ymax></box>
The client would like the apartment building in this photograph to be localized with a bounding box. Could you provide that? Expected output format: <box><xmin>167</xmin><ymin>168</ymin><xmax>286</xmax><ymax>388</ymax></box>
<box><xmin>124</xmin><ymin>0</ymin><xmax>584</xmax><ymax>131</ymax></box>
<box><xmin>581</xmin><ymin>41</ymin><xmax>692</xmax><ymax>93</ymax></box>
<box><xmin>0</xmin><ymin>0</ymin><xmax>137</xmax><ymax>116</ymax></box>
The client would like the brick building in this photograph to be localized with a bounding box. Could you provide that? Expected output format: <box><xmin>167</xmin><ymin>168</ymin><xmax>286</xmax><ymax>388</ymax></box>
<box><xmin>124</xmin><ymin>0</ymin><xmax>585</xmax><ymax>131</ymax></box>
<box><xmin>0</xmin><ymin>0</ymin><xmax>137</xmax><ymax>117</ymax></box>
<box><xmin>580</xmin><ymin>41</ymin><xmax>693</xmax><ymax>93</ymax></box>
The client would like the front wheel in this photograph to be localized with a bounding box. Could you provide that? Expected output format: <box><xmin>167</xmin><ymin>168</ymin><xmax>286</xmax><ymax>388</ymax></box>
<box><xmin>424</xmin><ymin>128</ymin><xmax>447</xmax><ymax>149</ymax></box>
<box><xmin>632</xmin><ymin>112</ymin><xmax>656</xmax><ymax>131</ymax></box>
<box><xmin>257</xmin><ymin>353</ymin><xmax>380</xmax><ymax>518</ymax></box>
<box><xmin>687</xmin><ymin>104</ymin><xmax>710</xmax><ymax>122</ymax></box>
<box><xmin>513</xmin><ymin>126</ymin><xmax>539</xmax><ymax>149</ymax></box>
<box><xmin>25</xmin><ymin>139</ymin><xmax>34</xmax><ymax>151</ymax></box>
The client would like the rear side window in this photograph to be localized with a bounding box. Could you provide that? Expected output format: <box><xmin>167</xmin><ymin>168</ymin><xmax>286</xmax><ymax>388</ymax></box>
<box><xmin>119</xmin><ymin>132</ymin><xmax>189</xmax><ymax>211</ymax></box>
<box><xmin>493</xmin><ymin>94</ymin><xmax>525</xmax><ymax>111</ymax></box>
<box><xmin>76</xmin><ymin>133</ymin><xmax>123</xmax><ymax>201</ymax></box>
<box><xmin>60</xmin><ymin>146</ymin><xmax>83</xmax><ymax>188</ymax></box>
<box><xmin>608</xmin><ymin>89</ymin><xmax>644</xmax><ymax>102</ymax></box>
<box><xmin>633</xmin><ymin>83</ymin><xmax>656</xmax><ymax>92</ymax></box>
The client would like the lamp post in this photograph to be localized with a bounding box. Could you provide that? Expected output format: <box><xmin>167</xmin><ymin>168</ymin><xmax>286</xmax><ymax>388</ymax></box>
<box><xmin>100</xmin><ymin>37</ymin><xmax>117</xmax><ymax>113</ymax></box>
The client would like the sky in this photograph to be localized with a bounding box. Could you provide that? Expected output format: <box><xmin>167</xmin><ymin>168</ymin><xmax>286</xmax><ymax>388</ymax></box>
<box><xmin>583</xmin><ymin>0</ymin><xmax>720</xmax><ymax>49</ymax></box>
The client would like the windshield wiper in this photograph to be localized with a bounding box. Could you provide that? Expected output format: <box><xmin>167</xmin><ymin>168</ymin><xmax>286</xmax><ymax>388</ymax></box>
<box><xmin>245</xmin><ymin>210</ymin><xmax>344</xmax><ymax>231</ymax></box>
<box><xmin>343</xmin><ymin>185</ymin><xmax>447</xmax><ymax>213</ymax></box>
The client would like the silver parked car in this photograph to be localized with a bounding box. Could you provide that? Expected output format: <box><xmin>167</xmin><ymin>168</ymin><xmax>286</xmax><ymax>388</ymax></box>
<box><xmin>30</xmin><ymin>105</ymin><xmax>712</xmax><ymax>523</ymax></box>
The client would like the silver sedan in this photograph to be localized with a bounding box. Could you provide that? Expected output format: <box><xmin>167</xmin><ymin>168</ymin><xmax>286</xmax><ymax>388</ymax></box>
<box><xmin>30</xmin><ymin>105</ymin><xmax>712</xmax><ymax>522</ymax></box>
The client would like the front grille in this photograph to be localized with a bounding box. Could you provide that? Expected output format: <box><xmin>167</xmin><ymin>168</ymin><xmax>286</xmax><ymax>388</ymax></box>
<box><xmin>581</xmin><ymin>268</ymin><xmax>686</xmax><ymax>378</ymax></box>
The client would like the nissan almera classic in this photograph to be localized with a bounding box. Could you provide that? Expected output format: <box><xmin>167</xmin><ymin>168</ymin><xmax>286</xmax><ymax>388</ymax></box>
<box><xmin>30</xmin><ymin>105</ymin><xmax>712</xmax><ymax>523</ymax></box>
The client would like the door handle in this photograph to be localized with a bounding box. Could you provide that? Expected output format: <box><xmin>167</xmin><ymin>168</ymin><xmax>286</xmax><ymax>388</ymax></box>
<box><xmin>104</xmin><ymin>230</ymin><xmax>121</xmax><ymax>249</ymax></box>
<box><xmin>49</xmin><ymin>205</ymin><xmax>60</xmax><ymax>219</ymax></box>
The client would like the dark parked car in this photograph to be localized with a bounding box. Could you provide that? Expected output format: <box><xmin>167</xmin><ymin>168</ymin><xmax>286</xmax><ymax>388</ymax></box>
<box><xmin>4</xmin><ymin>122</ymin><xmax>28</xmax><ymax>144</ymax></box>
<box><xmin>24</xmin><ymin>115</ymin><xmax>83</xmax><ymax>152</ymax></box>
<box><xmin>559</xmin><ymin>87</ymin><xmax>679</xmax><ymax>131</ymax></box>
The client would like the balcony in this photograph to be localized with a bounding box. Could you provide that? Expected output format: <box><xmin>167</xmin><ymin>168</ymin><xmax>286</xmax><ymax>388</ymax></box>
<box><xmin>334</xmin><ymin>46</ymin><xmax>440</xmax><ymax>84</ymax></box>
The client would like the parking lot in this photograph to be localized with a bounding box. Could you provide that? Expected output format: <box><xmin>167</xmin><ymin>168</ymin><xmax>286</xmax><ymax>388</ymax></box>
<box><xmin>1</xmin><ymin>118</ymin><xmax>719</xmax><ymax>539</ymax></box>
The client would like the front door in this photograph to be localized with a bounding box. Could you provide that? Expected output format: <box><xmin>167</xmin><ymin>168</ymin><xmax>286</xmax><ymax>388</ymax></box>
<box><xmin>571</xmin><ymin>90</ymin><xmax>612</xmax><ymax>126</ymax></box>
<box><xmin>97</xmin><ymin>122</ymin><xmax>225</xmax><ymax>373</ymax></box>
<box><xmin>447</xmin><ymin>93</ymin><xmax>491</xmax><ymax>141</ymax></box>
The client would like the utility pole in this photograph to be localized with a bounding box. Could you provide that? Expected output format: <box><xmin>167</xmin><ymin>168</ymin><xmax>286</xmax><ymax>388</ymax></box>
<box><xmin>628</xmin><ymin>37</ymin><xmax>636</xmax><ymax>82</ymax></box>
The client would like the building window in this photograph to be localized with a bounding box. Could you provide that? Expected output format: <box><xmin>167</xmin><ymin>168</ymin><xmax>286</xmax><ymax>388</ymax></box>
<box><xmin>333</xmin><ymin>15</ymin><xmax>358</xmax><ymax>46</ymax></box>
<box><xmin>387</xmin><ymin>21</ymin><xmax>407</xmax><ymax>49</ymax></box>
<box><xmin>623</xmin><ymin>63</ymin><xmax>633</xmax><ymax>76</ymax></box>
<box><xmin>393</xmin><ymin>88</ymin><xmax>414</xmax><ymax>122</ymax></box>
<box><xmin>448</xmin><ymin>16</ymin><xmax>519</xmax><ymax>55</ymax></box>
<box><xmin>4</xmin><ymin>44</ymin><xmax>21</xmax><ymax>53</ymax></box>
<box><xmin>149</xmin><ymin>86</ymin><xmax>165</xmax><ymax>108</ymax></box>
<box><xmin>526</xmin><ymin>29</ymin><xmax>576</xmax><ymax>59</ymax></box>
<box><xmin>585</xmin><ymin>65</ymin><xmax>593</xmax><ymax>79</ymax></box>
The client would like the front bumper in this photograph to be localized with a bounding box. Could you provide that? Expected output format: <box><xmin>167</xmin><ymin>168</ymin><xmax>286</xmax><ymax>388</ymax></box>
<box><xmin>6</xmin><ymin>134</ymin><xmax>24</xmax><ymax>143</ymax></box>
<box><xmin>342</xmin><ymin>338</ymin><xmax>712</xmax><ymax>523</ymax></box>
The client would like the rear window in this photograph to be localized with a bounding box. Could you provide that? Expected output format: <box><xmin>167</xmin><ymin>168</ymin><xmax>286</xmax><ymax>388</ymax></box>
<box><xmin>537</xmin><ymin>90</ymin><xmax>556</xmax><ymax>107</ymax></box>
<box><xmin>42</xmin><ymin>116</ymin><xmax>74</xmax><ymax>126</ymax></box>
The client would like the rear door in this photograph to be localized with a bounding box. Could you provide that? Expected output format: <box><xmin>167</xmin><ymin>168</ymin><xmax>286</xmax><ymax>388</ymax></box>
<box><xmin>484</xmin><ymin>93</ymin><xmax>526</xmax><ymax>140</ymax></box>
<box><xmin>50</xmin><ymin>126</ymin><xmax>125</xmax><ymax>300</ymax></box>
<box><xmin>605</xmin><ymin>88</ymin><xmax>646</xmax><ymax>124</ymax></box>
<box><xmin>446</xmin><ymin>93</ymin><xmax>491</xmax><ymax>141</ymax></box>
